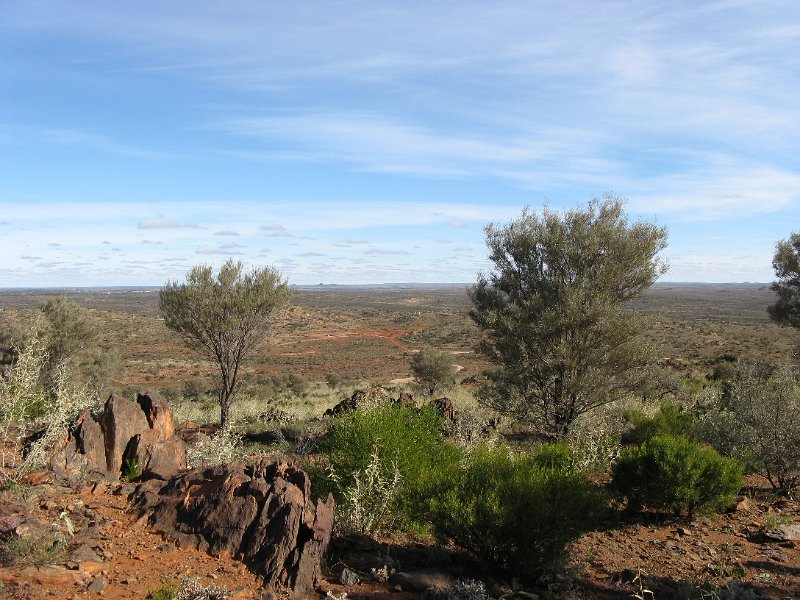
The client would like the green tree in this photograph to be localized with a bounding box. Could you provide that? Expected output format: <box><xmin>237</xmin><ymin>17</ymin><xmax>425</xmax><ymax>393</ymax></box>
<box><xmin>410</xmin><ymin>345</ymin><xmax>457</xmax><ymax>396</ymax></box>
<box><xmin>159</xmin><ymin>259</ymin><xmax>291</xmax><ymax>428</ymax></box>
<box><xmin>38</xmin><ymin>297</ymin><xmax>112</xmax><ymax>395</ymax></box>
<box><xmin>768</xmin><ymin>232</ymin><xmax>800</xmax><ymax>330</ymax></box>
<box><xmin>469</xmin><ymin>196</ymin><xmax>668</xmax><ymax>440</ymax></box>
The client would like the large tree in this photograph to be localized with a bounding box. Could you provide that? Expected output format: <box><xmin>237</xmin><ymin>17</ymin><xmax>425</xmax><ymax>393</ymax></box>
<box><xmin>159</xmin><ymin>259</ymin><xmax>291</xmax><ymax>428</ymax></box>
<box><xmin>768</xmin><ymin>232</ymin><xmax>800</xmax><ymax>330</ymax></box>
<box><xmin>469</xmin><ymin>196</ymin><xmax>668</xmax><ymax>440</ymax></box>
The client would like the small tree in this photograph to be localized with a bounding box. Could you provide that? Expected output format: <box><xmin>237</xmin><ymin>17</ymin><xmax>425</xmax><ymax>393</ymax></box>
<box><xmin>410</xmin><ymin>345</ymin><xmax>457</xmax><ymax>396</ymax></box>
<box><xmin>469</xmin><ymin>196</ymin><xmax>668</xmax><ymax>439</ymax></box>
<box><xmin>159</xmin><ymin>259</ymin><xmax>291</xmax><ymax>428</ymax></box>
<box><xmin>768</xmin><ymin>232</ymin><xmax>800</xmax><ymax>330</ymax></box>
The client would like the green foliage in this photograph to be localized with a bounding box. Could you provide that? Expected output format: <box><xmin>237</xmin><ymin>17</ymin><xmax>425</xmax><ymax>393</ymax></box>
<box><xmin>159</xmin><ymin>259</ymin><xmax>292</xmax><ymax>428</ymax></box>
<box><xmin>424</xmin><ymin>445</ymin><xmax>605</xmax><ymax>581</ymax></box>
<box><xmin>612</xmin><ymin>435</ymin><xmax>743</xmax><ymax>517</ymax></box>
<box><xmin>702</xmin><ymin>364</ymin><xmax>800</xmax><ymax>491</ymax></box>
<box><xmin>768</xmin><ymin>232</ymin><xmax>800</xmax><ymax>329</ymax></box>
<box><xmin>410</xmin><ymin>345</ymin><xmax>457</xmax><ymax>396</ymax></box>
<box><xmin>255</xmin><ymin>372</ymin><xmax>310</xmax><ymax>397</ymax></box>
<box><xmin>319</xmin><ymin>403</ymin><xmax>462</xmax><ymax>529</ymax></box>
<box><xmin>622</xmin><ymin>402</ymin><xmax>698</xmax><ymax>445</ymax></box>
<box><xmin>147</xmin><ymin>581</ymin><xmax>178</xmax><ymax>600</ymax></box>
<box><xmin>469</xmin><ymin>196</ymin><xmax>668</xmax><ymax>440</ymax></box>
<box><xmin>122</xmin><ymin>458</ymin><xmax>140</xmax><ymax>482</ymax></box>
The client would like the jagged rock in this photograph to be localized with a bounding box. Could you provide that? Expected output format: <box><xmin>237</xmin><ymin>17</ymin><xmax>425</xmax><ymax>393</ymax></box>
<box><xmin>324</xmin><ymin>387</ymin><xmax>390</xmax><ymax>417</ymax></box>
<box><xmin>339</xmin><ymin>567</ymin><xmax>360</xmax><ymax>585</ymax></box>
<box><xmin>129</xmin><ymin>461</ymin><xmax>334</xmax><ymax>593</ymax></box>
<box><xmin>50</xmin><ymin>393</ymin><xmax>186</xmax><ymax>481</ymax></box>
<box><xmin>102</xmin><ymin>395</ymin><xmax>150</xmax><ymax>474</ymax></box>
<box><xmin>432</xmin><ymin>397</ymin><xmax>455</xmax><ymax>421</ymax></box>
<box><xmin>136</xmin><ymin>391</ymin><xmax>175</xmax><ymax>440</ymax></box>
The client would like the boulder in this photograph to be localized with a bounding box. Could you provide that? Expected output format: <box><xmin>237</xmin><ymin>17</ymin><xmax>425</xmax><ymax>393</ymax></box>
<box><xmin>130</xmin><ymin>461</ymin><xmax>335</xmax><ymax>592</ymax></box>
<box><xmin>122</xmin><ymin>430</ymin><xmax>187</xmax><ymax>480</ymax></box>
<box><xmin>102</xmin><ymin>395</ymin><xmax>150</xmax><ymax>474</ymax></box>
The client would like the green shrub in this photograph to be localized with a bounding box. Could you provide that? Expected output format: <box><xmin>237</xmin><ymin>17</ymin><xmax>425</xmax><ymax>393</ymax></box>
<box><xmin>612</xmin><ymin>434</ymin><xmax>743</xmax><ymax>517</ymax></box>
<box><xmin>622</xmin><ymin>402</ymin><xmax>697</xmax><ymax>445</ymax></box>
<box><xmin>318</xmin><ymin>403</ymin><xmax>462</xmax><ymax>531</ymax></box>
<box><xmin>424</xmin><ymin>445</ymin><xmax>605</xmax><ymax>581</ymax></box>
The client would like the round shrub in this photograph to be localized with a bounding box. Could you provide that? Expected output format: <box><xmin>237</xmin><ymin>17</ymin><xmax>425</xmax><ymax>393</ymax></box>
<box><xmin>612</xmin><ymin>434</ymin><xmax>743</xmax><ymax>517</ymax></box>
<box><xmin>424</xmin><ymin>445</ymin><xmax>605</xmax><ymax>581</ymax></box>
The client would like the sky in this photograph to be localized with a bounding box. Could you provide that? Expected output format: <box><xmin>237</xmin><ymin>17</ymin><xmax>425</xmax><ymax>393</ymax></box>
<box><xmin>1</xmin><ymin>1</ymin><xmax>799</xmax><ymax>287</ymax></box>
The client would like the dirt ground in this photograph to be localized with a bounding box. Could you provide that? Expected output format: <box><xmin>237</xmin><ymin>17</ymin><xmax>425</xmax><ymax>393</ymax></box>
<box><xmin>0</xmin><ymin>473</ymin><xmax>797</xmax><ymax>600</ymax></box>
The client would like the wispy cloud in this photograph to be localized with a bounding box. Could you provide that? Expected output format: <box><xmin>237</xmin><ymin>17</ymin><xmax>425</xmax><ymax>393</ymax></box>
<box><xmin>138</xmin><ymin>219</ymin><xmax>200</xmax><ymax>230</ymax></box>
<box><xmin>365</xmin><ymin>248</ymin><xmax>409</xmax><ymax>255</ymax></box>
<box><xmin>214</xmin><ymin>230</ymin><xmax>240</xmax><ymax>236</ymax></box>
<box><xmin>260</xmin><ymin>224</ymin><xmax>292</xmax><ymax>237</ymax></box>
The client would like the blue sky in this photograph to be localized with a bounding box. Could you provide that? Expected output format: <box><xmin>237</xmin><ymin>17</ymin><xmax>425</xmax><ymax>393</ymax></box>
<box><xmin>2</xmin><ymin>1</ymin><xmax>799</xmax><ymax>286</ymax></box>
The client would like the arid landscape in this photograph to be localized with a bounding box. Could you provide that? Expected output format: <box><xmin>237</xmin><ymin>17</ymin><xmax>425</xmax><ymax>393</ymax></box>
<box><xmin>0</xmin><ymin>283</ymin><xmax>798</xmax><ymax>599</ymax></box>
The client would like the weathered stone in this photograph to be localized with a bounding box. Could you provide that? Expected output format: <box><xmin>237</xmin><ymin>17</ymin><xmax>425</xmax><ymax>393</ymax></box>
<box><xmin>388</xmin><ymin>570</ymin><xmax>455</xmax><ymax>593</ymax></box>
<box><xmin>339</xmin><ymin>567</ymin><xmax>360</xmax><ymax>585</ymax></box>
<box><xmin>102</xmin><ymin>395</ymin><xmax>150</xmax><ymax>476</ymax></box>
<box><xmin>74</xmin><ymin>411</ymin><xmax>106</xmax><ymax>472</ymax></box>
<box><xmin>130</xmin><ymin>461</ymin><xmax>334</xmax><ymax>593</ymax></box>
<box><xmin>136</xmin><ymin>391</ymin><xmax>175</xmax><ymax>440</ymax></box>
<box><xmin>763</xmin><ymin>524</ymin><xmax>800</xmax><ymax>542</ymax></box>
<box><xmin>122</xmin><ymin>430</ymin><xmax>187</xmax><ymax>480</ymax></box>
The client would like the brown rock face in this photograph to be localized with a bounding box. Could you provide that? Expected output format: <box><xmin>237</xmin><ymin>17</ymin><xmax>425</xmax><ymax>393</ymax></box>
<box><xmin>103</xmin><ymin>395</ymin><xmax>150</xmax><ymax>474</ymax></box>
<box><xmin>50</xmin><ymin>394</ymin><xmax>186</xmax><ymax>480</ymax></box>
<box><xmin>136</xmin><ymin>391</ymin><xmax>175</xmax><ymax>440</ymax></box>
<box><xmin>130</xmin><ymin>461</ymin><xmax>335</xmax><ymax>592</ymax></box>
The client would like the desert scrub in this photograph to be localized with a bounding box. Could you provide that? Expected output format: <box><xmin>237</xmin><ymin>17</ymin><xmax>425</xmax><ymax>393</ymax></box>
<box><xmin>622</xmin><ymin>401</ymin><xmax>699</xmax><ymax>445</ymax></box>
<box><xmin>186</xmin><ymin>425</ymin><xmax>243</xmax><ymax>468</ymax></box>
<box><xmin>612</xmin><ymin>435</ymin><xmax>743</xmax><ymax>517</ymax></box>
<box><xmin>701</xmin><ymin>364</ymin><xmax>800</xmax><ymax>491</ymax></box>
<box><xmin>318</xmin><ymin>403</ymin><xmax>462</xmax><ymax>531</ymax></box>
<box><xmin>0</xmin><ymin>318</ymin><xmax>99</xmax><ymax>480</ymax></box>
<box><xmin>424</xmin><ymin>444</ymin><xmax>605</xmax><ymax>581</ymax></box>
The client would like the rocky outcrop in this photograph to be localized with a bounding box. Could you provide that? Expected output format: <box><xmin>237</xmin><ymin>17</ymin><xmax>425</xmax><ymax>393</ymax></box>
<box><xmin>324</xmin><ymin>387</ymin><xmax>390</xmax><ymax>417</ymax></box>
<box><xmin>129</xmin><ymin>461</ymin><xmax>335</xmax><ymax>593</ymax></box>
<box><xmin>50</xmin><ymin>391</ymin><xmax>186</xmax><ymax>480</ymax></box>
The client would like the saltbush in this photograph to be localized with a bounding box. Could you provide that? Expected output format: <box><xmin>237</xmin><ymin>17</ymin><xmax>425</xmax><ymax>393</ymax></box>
<box><xmin>702</xmin><ymin>364</ymin><xmax>800</xmax><ymax>491</ymax></box>
<box><xmin>424</xmin><ymin>445</ymin><xmax>604</xmax><ymax>580</ymax></box>
<box><xmin>612</xmin><ymin>434</ymin><xmax>743</xmax><ymax>517</ymax></box>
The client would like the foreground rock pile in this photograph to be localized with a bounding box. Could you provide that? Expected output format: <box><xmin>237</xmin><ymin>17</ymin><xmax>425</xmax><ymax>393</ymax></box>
<box><xmin>49</xmin><ymin>391</ymin><xmax>187</xmax><ymax>480</ymax></box>
<box><xmin>129</xmin><ymin>461</ymin><xmax>335</xmax><ymax>593</ymax></box>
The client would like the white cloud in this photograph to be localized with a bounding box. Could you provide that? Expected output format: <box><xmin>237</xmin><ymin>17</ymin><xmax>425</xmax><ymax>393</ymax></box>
<box><xmin>138</xmin><ymin>219</ymin><xmax>200</xmax><ymax>229</ymax></box>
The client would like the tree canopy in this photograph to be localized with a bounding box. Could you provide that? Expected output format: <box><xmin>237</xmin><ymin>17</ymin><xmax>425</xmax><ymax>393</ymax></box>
<box><xmin>410</xmin><ymin>345</ymin><xmax>457</xmax><ymax>396</ymax></box>
<box><xmin>159</xmin><ymin>259</ymin><xmax>291</xmax><ymax>427</ymax></box>
<box><xmin>768</xmin><ymin>232</ymin><xmax>800</xmax><ymax>330</ymax></box>
<box><xmin>469</xmin><ymin>196</ymin><xmax>668</xmax><ymax>439</ymax></box>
